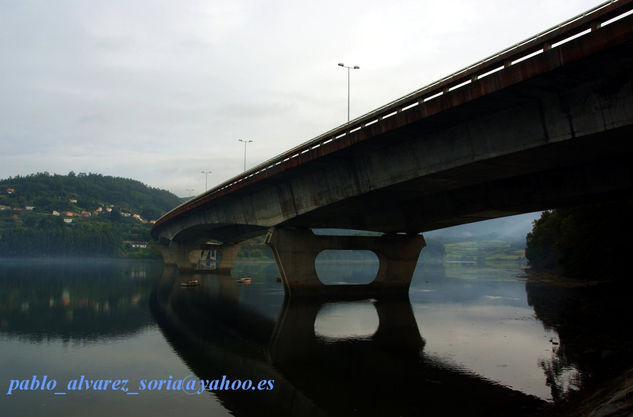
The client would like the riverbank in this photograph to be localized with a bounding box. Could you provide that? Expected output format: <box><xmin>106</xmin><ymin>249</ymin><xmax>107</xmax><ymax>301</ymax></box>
<box><xmin>523</xmin><ymin>270</ymin><xmax>633</xmax><ymax>416</ymax></box>
<box><xmin>555</xmin><ymin>366</ymin><xmax>633</xmax><ymax>417</ymax></box>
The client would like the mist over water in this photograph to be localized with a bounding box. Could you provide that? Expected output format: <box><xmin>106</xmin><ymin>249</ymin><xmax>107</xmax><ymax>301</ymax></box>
<box><xmin>2</xmin><ymin>211</ymin><xmax>630</xmax><ymax>416</ymax></box>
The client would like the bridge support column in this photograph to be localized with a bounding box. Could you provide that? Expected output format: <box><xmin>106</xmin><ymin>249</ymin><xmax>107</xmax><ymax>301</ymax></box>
<box><xmin>214</xmin><ymin>243</ymin><xmax>241</xmax><ymax>274</ymax></box>
<box><xmin>157</xmin><ymin>241</ymin><xmax>241</xmax><ymax>274</ymax></box>
<box><xmin>156</xmin><ymin>241</ymin><xmax>199</xmax><ymax>272</ymax></box>
<box><xmin>265</xmin><ymin>227</ymin><xmax>425</xmax><ymax>297</ymax></box>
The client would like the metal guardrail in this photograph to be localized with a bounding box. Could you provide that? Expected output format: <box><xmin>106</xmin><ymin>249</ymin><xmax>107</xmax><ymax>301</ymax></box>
<box><xmin>154</xmin><ymin>0</ymin><xmax>633</xmax><ymax>230</ymax></box>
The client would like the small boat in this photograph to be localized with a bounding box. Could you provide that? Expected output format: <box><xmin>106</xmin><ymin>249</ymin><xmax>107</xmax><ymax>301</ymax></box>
<box><xmin>237</xmin><ymin>277</ymin><xmax>252</xmax><ymax>285</ymax></box>
<box><xmin>180</xmin><ymin>279</ymin><xmax>200</xmax><ymax>287</ymax></box>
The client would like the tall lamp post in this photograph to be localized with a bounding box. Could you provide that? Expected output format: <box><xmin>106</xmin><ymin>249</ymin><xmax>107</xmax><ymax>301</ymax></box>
<box><xmin>238</xmin><ymin>139</ymin><xmax>253</xmax><ymax>172</ymax></box>
<box><xmin>338</xmin><ymin>63</ymin><xmax>360</xmax><ymax>123</ymax></box>
<box><xmin>201</xmin><ymin>170</ymin><xmax>212</xmax><ymax>191</ymax></box>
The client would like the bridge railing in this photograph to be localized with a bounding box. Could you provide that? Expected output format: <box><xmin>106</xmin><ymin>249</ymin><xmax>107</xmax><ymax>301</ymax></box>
<box><xmin>153</xmin><ymin>0</ymin><xmax>633</xmax><ymax>230</ymax></box>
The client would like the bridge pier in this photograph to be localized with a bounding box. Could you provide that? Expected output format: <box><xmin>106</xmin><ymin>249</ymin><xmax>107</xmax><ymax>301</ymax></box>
<box><xmin>157</xmin><ymin>241</ymin><xmax>241</xmax><ymax>274</ymax></box>
<box><xmin>157</xmin><ymin>241</ymin><xmax>195</xmax><ymax>271</ymax></box>
<box><xmin>265</xmin><ymin>227</ymin><xmax>425</xmax><ymax>297</ymax></box>
<box><xmin>213</xmin><ymin>243</ymin><xmax>241</xmax><ymax>273</ymax></box>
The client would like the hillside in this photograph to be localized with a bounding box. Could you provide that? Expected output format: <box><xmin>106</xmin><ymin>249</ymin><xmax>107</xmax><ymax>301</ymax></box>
<box><xmin>0</xmin><ymin>172</ymin><xmax>181</xmax><ymax>258</ymax></box>
<box><xmin>0</xmin><ymin>172</ymin><xmax>180</xmax><ymax>220</ymax></box>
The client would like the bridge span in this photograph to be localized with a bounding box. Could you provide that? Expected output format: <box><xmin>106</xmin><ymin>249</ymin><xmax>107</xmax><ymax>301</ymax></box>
<box><xmin>152</xmin><ymin>0</ymin><xmax>633</xmax><ymax>296</ymax></box>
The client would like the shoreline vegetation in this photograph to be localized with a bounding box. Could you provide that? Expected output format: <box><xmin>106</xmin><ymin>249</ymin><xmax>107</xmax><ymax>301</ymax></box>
<box><xmin>525</xmin><ymin>199</ymin><xmax>632</xmax><ymax>283</ymax></box>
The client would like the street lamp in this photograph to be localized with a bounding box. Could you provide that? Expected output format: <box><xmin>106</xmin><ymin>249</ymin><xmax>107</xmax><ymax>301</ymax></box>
<box><xmin>238</xmin><ymin>139</ymin><xmax>253</xmax><ymax>172</ymax></box>
<box><xmin>201</xmin><ymin>170</ymin><xmax>212</xmax><ymax>191</ymax></box>
<box><xmin>338</xmin><ymin>62</ymin><xmax>360</xmax><ymax>123</ymax></box>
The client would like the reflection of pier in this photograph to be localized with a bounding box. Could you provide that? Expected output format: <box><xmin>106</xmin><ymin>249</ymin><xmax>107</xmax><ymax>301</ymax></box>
<box><xmin>151</xmin><ymin>268</ymin><xmax>546</xmax><ymax>417</ymax></box>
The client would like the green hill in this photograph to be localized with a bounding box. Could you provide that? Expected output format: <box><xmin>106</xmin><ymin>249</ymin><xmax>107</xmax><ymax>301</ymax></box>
<box><xmin>0</xmin><ymin>172</ymin><xmax>181</xmax><ymax>258</ymax></box>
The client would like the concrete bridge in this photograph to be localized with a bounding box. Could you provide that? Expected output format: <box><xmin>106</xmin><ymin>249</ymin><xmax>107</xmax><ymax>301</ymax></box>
<box><xmin>152</xmin><ymin>0</ymin><xmax>633</xmax><ymax>296</ymax></box>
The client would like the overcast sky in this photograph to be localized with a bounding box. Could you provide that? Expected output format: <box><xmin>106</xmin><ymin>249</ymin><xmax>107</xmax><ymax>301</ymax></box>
<box><xmin>0</xmin><ymin>0</ymin><xmax>604</xmax><ymax>196</ymax></box>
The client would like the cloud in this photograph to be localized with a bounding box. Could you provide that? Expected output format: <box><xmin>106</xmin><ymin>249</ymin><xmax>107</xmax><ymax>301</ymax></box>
<box><xmin>0</xmin><ymin>0</ymin><xmax>602</xmax><ymax>194</ymax></box>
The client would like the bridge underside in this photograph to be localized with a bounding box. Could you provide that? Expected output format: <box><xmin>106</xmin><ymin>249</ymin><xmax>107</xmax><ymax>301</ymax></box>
<box><xmin>281</xmin><ymin>126</ymin><xmax>633</xmax><ymax>233</ymax></box>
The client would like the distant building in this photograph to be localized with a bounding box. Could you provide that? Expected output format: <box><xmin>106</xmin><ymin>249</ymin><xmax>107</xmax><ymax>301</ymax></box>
<box><xmin>120</xmin><ymin>212</ymin><xmax>131</xmax><ymax>217</ymax></box>
<box><xmin>52</xmin><ymin>211</ymin><xmax>60</xmax><ymax>216</ymax></box>
<box><xmin>6</xmin><ymin>188</ymin><xmax>15</xmax><ymax>194</ymax></box>
<box><xmin>69</xmin><ymin>199</ymin><xmax>78</xmax><ymax>204</ymax></box>
<box><xmin>25</xmin><ymin>206</ymin><xmax>35</xmax><ymax>211</ymax></box>
<box><xmin>64</xmin><ymin>211</ymin><xmax>74</xmax><ymax>217</ymax></box>
<box><xmin>63</xmin><ymin>218</ymin><xmax>73</xmax><ymax>224</ymax></box>
<box><xmin>0</xmin><ymin>205</ymin><xmax>10</xmax><ymax>211</ymax></box>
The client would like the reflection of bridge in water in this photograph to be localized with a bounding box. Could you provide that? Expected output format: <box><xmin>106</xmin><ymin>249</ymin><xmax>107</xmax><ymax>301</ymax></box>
<box><xmin>152</xmin><ymin>1</ymin><xmax>633</xmax><ymax>297</ymax></box>
<box><xmin>150</xmin><ymin>268</ymin><xmax>547</xmax><ymax>417</ymax></box>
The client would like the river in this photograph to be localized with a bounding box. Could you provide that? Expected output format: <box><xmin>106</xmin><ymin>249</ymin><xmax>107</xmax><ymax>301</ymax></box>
<box><xmin>1</xmin><ymin>257</ymin><xmax>631</xmax><ymax>416</ymax></box>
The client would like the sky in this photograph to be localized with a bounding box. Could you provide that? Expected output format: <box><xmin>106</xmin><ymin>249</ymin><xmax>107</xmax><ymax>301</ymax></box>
<box><xmin>0</xmin><ymin>0</ymin><xmax>605</xmax><ymax>197</ymax></box>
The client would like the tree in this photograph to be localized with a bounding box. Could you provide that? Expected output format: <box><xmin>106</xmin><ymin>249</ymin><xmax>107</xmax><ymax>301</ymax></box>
<box><xmin>525</xmin><ymin>200</ymin><xmax>632</xmax><ymax>280</ymax></box>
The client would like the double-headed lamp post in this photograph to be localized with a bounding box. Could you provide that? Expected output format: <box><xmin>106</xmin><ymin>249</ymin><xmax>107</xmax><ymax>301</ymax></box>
<box><xmin>201</xmin><ymin>170</ymin><xmax>212</xmax><ymax>191</ymax></box>
<box><xmin>338</xmin><ymin>63</ymin><xmax>360</xmax><ymax>123</ymax></box>
<box><xmin>238</xmin><ymin>139</ymin><xmax>253</xmax><ymax>172</ymax></box>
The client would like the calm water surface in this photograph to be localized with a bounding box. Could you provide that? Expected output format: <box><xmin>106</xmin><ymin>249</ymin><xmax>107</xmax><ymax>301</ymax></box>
<box><xmin>1</xmin><ymin>258</ymin><xmax>629</xmax><ymax>416</ymax></box>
